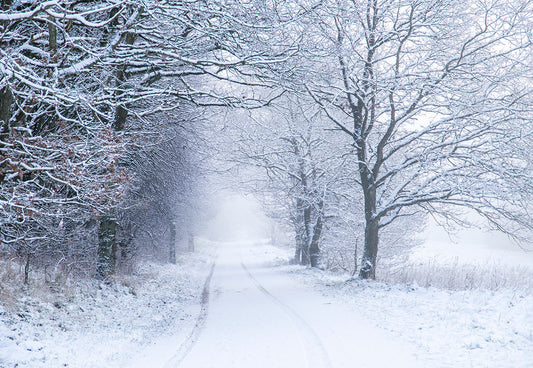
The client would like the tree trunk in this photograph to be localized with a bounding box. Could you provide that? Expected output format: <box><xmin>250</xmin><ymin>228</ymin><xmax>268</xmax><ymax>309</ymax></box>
<box><xmin>0</xmin><ymin>85</ymin><xmax>13</xmax><ymax>133</ymax></box>
<box><xmin>293</xmin><ymin>246</ymin><xmax>301</xmax><ymax>264</ymax></box>
<box><xmin>359</xmin><ymin>161</ymin><xmax>379</xmax><ymax>279</ymax></box>
<box><xmin>48</xmin><ymin>16</ymin><xmax>57</xmax><ymax>52</ymax></box>
<box><xmin>301</xmin><ymin>205</ymin><xmax>311</xmax><ymax>265</ymax></box>
<box><xmin>292</xmin><ymin>198</ymin><xmax>304</xmax><ymax>264</ymax></box>
<box><xmin>309</xmin><ymin>213</ymin><xmax>323</xmax><ymax>268</ymax></box>
<box><xmin>309</xmin><ymin>200</ymin><xmax>324</xmax><ymax>268</ymax></box>
<box><xmin>23</xmin><ymin>252</ymin><xmax>30</xmax><ymax>285</ymax></box>
<box><xmin>95</xmin><ymin>26</ymin><xmax>140</xmax><ymax>278</ymax></box>
<box><xmin>114</xmin><ymin>104</ymin><xmax>128</xmax><ymax>131</ymax></box>
<box><xmin>359</xmin><ymin>219</ymin><xmax>379</xmax><ymax>279</ymax></box>
<box><xmin>293</xmin><ymin>226</ymin><xmax>302</xmax><ymax>264</ymax></box>
<box><xmin>169</xmin><ymin>221</ymin><xmax>176</xmax><ymax>264</ymax></box>
<box><xmin>113</xmin><ymin>31</ymin><xmax>138</xmax><ymax>131</ymax></box>
<box><xmin>351</xmin><ymin>238</ymin><xmax>358</xmax><ymax>277</ymax></box>
<box><xmin>96</xmin><ymin>215</ymin><xmax>117</xmax><ymax>279</ymax></box>
<box><xmin>118</xmin><ymin>222</ymin><xmax>133</xmax><ymax>266</ymax></box>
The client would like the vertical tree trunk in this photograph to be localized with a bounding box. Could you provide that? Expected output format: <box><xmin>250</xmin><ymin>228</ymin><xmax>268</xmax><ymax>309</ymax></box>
<box><xmin>95</xmin><ymin>23</ymin><xmax>141</xmax><ymax>279</ymax></box>
<box><xmin>351</xmin><ymin>238</ymin><xmax>358</xmax><ymax>277</ymax></box>
<box><xmin>169</xmin><ymin>221</ymin><xmax>176</xmax><ymax>264</ymax></box>
<box><xmin>118</xmin><ymin>222</ymin><xmax>133</xmax><ymax>266</ymax></box>
<box><xmin>293</xmin><ymin>245</ymin><xmax>301</xmax><ymax>264</ymax></box>
<box><xmin>0</xmin><ymin>85</ymin><xmax>13</xmax><ymax>133</ymax></box>
<box><xmin>23</xmin><ymin>252</ymin><xmax>31</xmax><ymax>285</ymax></box>
<box><xmin>301</xmin><ymin>205</ymin><xmax>311</xmax><ymax>265</ymax></box>
<box><xmin>113</xmin><ymin>31</ymin><xmax>138</xmax><ymax>131</ymax></box>
<box><xmin>309</xmin><ymin>199</ymin><xmax>324</xmax><ymax>268</ymax></box>
<box><xmin>359</xmin><ymin>219</ymin><xmax>379</xmax><ymax>279</ymax></box>
<box><xmin>96</xmin><ymin>215</ymin><xmax>117</xmax><ymax>279</ymax></box>
<box><xmin>293</xmin><ymin>228</ymin><xmax>302</xmax><ymax>264</ymax></box>
<box><xmin>358</xmin><ymin>161</ymin><xmax>379</xmax><ymax>279</ymax></box>
<box><xmin>48</xmin><ymin>16</ymin><xmax>57</xmax><ymax>52</ymax></box>
<box><xmin>114</xmin><ymin>105</ymin><xmax>128</xmax><ymax>131</ymax></box>
<box><xmin>293</xmin><ymin>198</ymin><xmax>304</xmax><ymax>264</ymax></box>
<box><xmin>309</xmin><ymin>213</ymin><xmax>323</xmax><ymax>268</ymax></box>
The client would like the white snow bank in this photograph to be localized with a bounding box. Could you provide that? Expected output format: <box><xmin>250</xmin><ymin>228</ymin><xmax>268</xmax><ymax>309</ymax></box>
<box><xmin>236</xmin><ymin>241</ymin><xmax>533</xmax><ymax>368</ymax></box>
<box><xmin>285</xmin><ymin>266</ymin><xmax>533</xmax><ymax>368</ymax></box>
<box><xmin>0</xmin><ymin>245</ymin><xmax>214</xmax><ymax>368</ymax></box>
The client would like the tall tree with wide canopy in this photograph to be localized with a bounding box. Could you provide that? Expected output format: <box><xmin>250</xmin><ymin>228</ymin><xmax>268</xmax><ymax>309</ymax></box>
<box><xmin>295</xmin><ymin>0</ymin><xmax>532</xmax><ymax>278</ymax></box>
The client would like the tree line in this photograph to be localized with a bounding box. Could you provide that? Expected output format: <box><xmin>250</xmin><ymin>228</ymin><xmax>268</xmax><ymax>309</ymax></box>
<box><xmin>1</xmin><ymin>0</ymin><xmax>531</xmax><ymax>282</ymax></box>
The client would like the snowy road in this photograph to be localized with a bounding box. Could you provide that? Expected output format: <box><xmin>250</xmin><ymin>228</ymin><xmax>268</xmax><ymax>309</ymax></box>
<box><xmin>167</xmin><ymin>242</ymin><xmax>428</xmax><ymax>368</ymax></box>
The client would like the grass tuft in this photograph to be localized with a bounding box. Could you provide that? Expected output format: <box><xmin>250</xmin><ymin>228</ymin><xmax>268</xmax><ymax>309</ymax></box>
<box><xmin>378</xmin><ymin>257</ymin><xmax>533</xmax><ymax>294</ymax></box>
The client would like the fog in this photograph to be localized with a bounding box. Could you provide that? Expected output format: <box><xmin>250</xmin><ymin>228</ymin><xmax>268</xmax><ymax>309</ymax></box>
<box><xmin>200</xmin><ymin>191</ymin><xmax>533</xmax><ymax>268</ymax></box>
<box><xmin>204</xmin><ymin>193</ymin><xmax>271</xmax><ymax>242</ymax></box>
<box><xmin>415</xmin><ymin>216</ymin><xmax>533</xmax><ymax>268</ymax></box>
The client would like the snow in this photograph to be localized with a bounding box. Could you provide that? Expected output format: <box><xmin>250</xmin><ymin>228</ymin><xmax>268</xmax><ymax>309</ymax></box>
<box><xmin>413</xmin><ymin>220</ymin><xmax>533</xmax><ymax>269</ymax></box>
<box><xmin>1</xmin><ymin>238</ymin><xmax>532</xmax><ymax>368</ymax></box>
<box><xmin>295</xmin><ymin>271</ymin><xmax>533</xmax><ymax>368</ymax></box>
<box><xmin>0</xmin><ymin>247</ymin><xmax>214</xmax><ymax>368</ymax></box>
<box><xmin>173</xmin><ymin>240</ymin><xmax>426</xmax><ymax>368</ymax></box>
<box><xmin>0</xmin><ymin>1</ymin><xmax>58</xmax><ymax>22</ymax></box>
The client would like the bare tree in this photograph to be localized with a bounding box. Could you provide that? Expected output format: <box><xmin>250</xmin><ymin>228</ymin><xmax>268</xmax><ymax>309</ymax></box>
<box><xmin>224</xmin><ymin>94</ymin><xmax>355</xmax><ymax>267</ymax></box>
<box><xmin>0</xmin><ymin>0</ymin><xmax>293</xmax><ymax>279</ymax></box>
<box><xmin>295</xmin><ymin>0</ymin><xmax>533</xmax><ymax>278</ymax></box>
<box><xmin>121</xmin><ymin>113</ymin><xmax>208</xmax><ymax>266</ymax></box>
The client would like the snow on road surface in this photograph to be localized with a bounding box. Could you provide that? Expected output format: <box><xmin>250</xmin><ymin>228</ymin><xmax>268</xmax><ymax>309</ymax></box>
<box><xmin>168</xmin><ymin>241</ymin><xmax>428</xmax><ymax>368</ymax></box>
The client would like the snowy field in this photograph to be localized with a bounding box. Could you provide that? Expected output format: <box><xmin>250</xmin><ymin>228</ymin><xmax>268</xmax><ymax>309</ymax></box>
<box><xmin>247</xmin><ymin>242</ymin><xmax>533</xmax><ymax>368</ymax></box>
<box><xmin>374</xmin><ymin>221</ymin><xmax>533</xmax><ymax>293</ymax></box>
<box><xmin>289</xmin><ymin>264</ymin><xmax>533</xmax><ymax>367</ymax></box>
<box><xmin>1</xmin><ymin>236</ymin><xmax>532</xmax><ymax>368</ymax></box>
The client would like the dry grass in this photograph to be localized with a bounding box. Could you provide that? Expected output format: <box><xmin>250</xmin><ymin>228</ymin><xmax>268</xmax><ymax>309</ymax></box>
<box><xmin>0</xmin><ymin>260</ymin><xmax>20</xmax><ymax>311</ymax></box>
<box><xmin>0</xmin><ymin>253</ymin><xmax>167</xmax><ymax>316</ymax></box>
<box><xmin>0</xmin><ymin>257</ymin><xmax>81</xmax><ymax>312</ymax></box>
<box><xmin>378</xmin><ymin>258</ymin><xmax>533</xmax><ymax>294</ymax></box>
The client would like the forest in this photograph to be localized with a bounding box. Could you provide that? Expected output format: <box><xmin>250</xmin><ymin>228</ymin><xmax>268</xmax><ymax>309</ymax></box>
<box><xmin>1</xmin><ymin>0</ymin><xmax>531</xmax><ymax>282</ymax></box>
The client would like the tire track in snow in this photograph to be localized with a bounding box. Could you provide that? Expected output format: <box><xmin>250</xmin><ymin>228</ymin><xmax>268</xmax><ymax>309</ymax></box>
<box><xmin>163</xmin><ymin>261</ymin><xmax>216</xmax><ymax>368</ymax></box>
<box><xmin>241</xmin><ymin>262</ymin><xmax>333</xmax><ymax>368</ymax></box>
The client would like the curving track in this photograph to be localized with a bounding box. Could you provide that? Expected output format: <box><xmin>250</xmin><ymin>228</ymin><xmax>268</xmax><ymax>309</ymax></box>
<box><xmin>168</xmin><ymin>242</ymin><xmax>426</xmax><ymax>368</ymax></box>
<box><xmin>163</xmin><ymin>262</ymin><xmax>216</xmax><ymax>368</ymax></box>
<box><xmin>241</xmin><ymin>262</ymin><xmax>333</xmax><ymax>368</ymax></box>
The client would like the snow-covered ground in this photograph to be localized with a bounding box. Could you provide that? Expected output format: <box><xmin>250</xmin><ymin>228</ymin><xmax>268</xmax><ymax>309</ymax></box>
<box><xmin>0</xmin><ymin>245</ymin><xmax>214</xmax><ymax>368</ymax></box>
<box><xmin>290</xmin><ymin>268</ymin><xmax>533</xmax><ymax>368</ymax></box>
<box><xmin>1</xmin><ymin>238</ymin><xmax>532</xmax><ymax>368</ymax></box>
<box><xmin>383</xmin><ymin>220</ymin><xmax>533</xmax><ymax>292</ymax></box>
<box><xmin>245</xmin><ymin>242</ymin><xmax>533</xmax><ymax>368</ymax></box>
